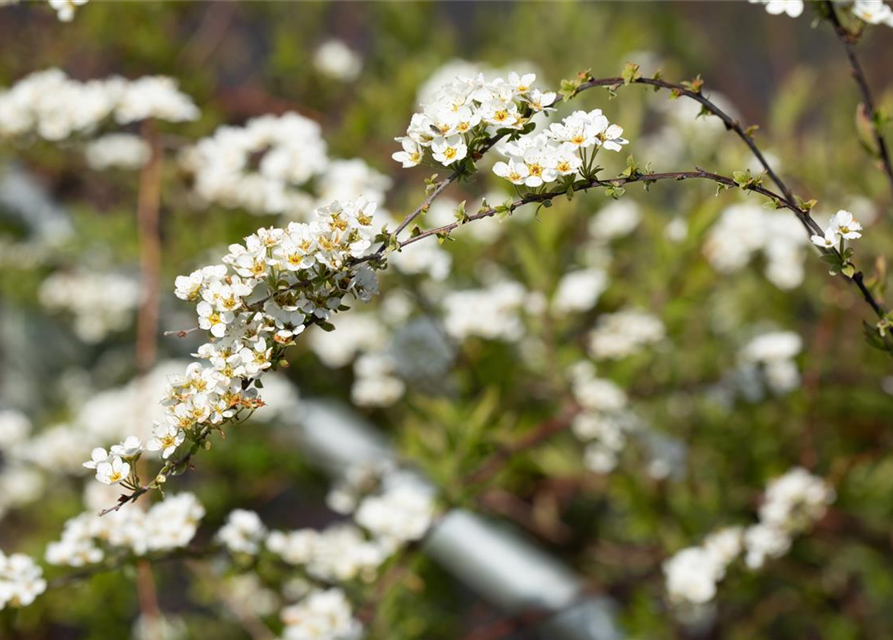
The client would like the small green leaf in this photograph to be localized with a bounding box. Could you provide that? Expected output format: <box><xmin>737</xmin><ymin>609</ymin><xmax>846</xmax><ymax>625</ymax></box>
<box><xmin>621</xmin><ymin>62</ymin><xmax>641</xmax><ymax>86</ymax></box>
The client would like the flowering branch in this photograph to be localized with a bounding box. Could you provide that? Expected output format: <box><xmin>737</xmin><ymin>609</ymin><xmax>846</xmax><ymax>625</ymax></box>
<box><xmin>824</xmin><ymin>0</ymin><xmax>893</xmax><ymax>204</ymax></box>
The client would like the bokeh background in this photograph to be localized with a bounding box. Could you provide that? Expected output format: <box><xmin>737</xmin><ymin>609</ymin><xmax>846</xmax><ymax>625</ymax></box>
<box><xmin>1</xmin><ymin>2</ymin><xmax>892</xmax><ymax>639</ymax></box>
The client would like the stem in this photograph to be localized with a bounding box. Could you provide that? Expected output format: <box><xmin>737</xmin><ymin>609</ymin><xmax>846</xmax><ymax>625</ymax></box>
<box><xmin>393</xmin><ymin>169</ymin><xmax>884</xmax><ymax>320</ymax></box>
<box><xmin>136</xmin><ymin>121</ymin><xmax>164</xmax><ymax>375</ymax></box>
<box><xmin>825</xmin><ymin>1</ymin><xmax>893</xmax><ymax>206</ymax></box>
<box><xmin>576</xmin><ymin>75</ymin><xmax>797</xmax><ymax>204</ymax></box>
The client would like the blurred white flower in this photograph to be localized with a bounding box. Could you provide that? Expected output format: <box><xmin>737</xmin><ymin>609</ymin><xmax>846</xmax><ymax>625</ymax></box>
<box><xmin>314</xmin><ymin>39</ymin><xmax>363</xmax><ymax>82</ymax></box>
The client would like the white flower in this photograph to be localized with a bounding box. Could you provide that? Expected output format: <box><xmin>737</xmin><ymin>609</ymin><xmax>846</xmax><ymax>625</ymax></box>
<box><xmin>197</xmin><ymin>300</ymin><xmax>234</xmax><ymax>338</ymax></box>
<box><xmin>493</xmin><ymin>158</ymin><xmax>530</xmax><ymax>185</ymax></box>
<box><xmin>589</xmin><ymin>200</ymin><xmax>641</xmax><ymax>241</ymax></box>
<box><xmin>663</xmin><ymin>547</ymin><xmax>721</xmax><ymax>604</ymax></box>
<box><xmin>749</xmin><ymin>0</ymin><xmax>804</xmax><ymax>18</ymax></box>
<box><xmin>391</xmin><ymin>137</ymin><xmax>423</xmax><ymax>168</ymax></box>
<box><xmin>146</xmin><ymin>423</ymin><xmax>185</xmax><ymax>459</ymax></box>
<box><xmin>0</xmin><ymin>410</ymin><xmax>31</xmax><ymax>450</ymax></box>
<box><xmin>48</xmin><ymin>0</ymin><xmax>88</xmax><ymax>22</ymax></box>
<box><xmin>279</xmin><ymin>588</ymin><xmax>362</xmax><ymax>640</ymax></box>
<box><xmin>95</xmin><ymin>456</ymin><xmax>130</xmax><ymax>485</ymax></box>
<box><xmin>82</xmin><ymin>447</ymin><xmax>110</xmax><ymax>470</ymax></box>
<box><xmin>827</xmin><ymin>209</ymin><xmax>862</xmax><ymax>240</ymax></box>
<box><xmin>114</xmin><ymin>76</ymin><xmax>199</xmax><ymax>124</ymax></box>
<box><xmin>110</xmin><ymin>435</ymin><xmax>143</xmax><ymax>459</ymax></box>
<box><xmin>314</xmin><ymin>39</ymin><xmax>363</xmax><ymax>82</ymax></box>
<box><xmin>84</xmin><ymin>133</ymin><xmax>150</xmax><ymax>170</ymax></box>
<box><xmin>811</xmin><ymin>229</ymin><xmax>839</xmax><ymax>248</ymax></box>
<box><xmin>217</xmin><ymin>509</ymin><xmax>267</xmax><ymax>555</ymax></box>
<box><xmin>0</xmin><ymin>551</ymin><xmax>46</xmax><ymax>610</ymax></box>
<box><xmin>852</xmin><ymin>0</ymin><xmax>893</xmax><ymax>24</ymax></box>
<box><xmin>354</xmin><ymin>482</ymin><xmax>436</xmax><ymax>545</ymax></box>
<box><xmin>431</xmin><ymin>135</ymin><xmax>467</xmax><ymax>166</ymax></box>
<box><xmin>587</xmin><ymin>309</ymin><xmax>665</xmax><ymax>360</ymax></box>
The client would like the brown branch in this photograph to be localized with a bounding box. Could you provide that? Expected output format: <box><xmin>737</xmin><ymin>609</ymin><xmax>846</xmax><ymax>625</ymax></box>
<box><xmin>576</xmin><ymin>74</ymin><xmax>797</xmax><ymax>204</ymax></box>
<box><xmin>825</xmin><ymin>1</ymin><xmax>893</xmax><ymax>205</ymax></box>
<box><xmin>136</xmin><ymin>121</ymin><xmax>164</xmax><ymax>375</ymax></box>
<box><xmin>465</xmin><ymin>404</ymin><xmax>581</xmax><ymax>486</ymax></box>
<box><xmin>396</xmin><ymin>168</ymin><xmax>885</xmax><ymax>320</ymax></box>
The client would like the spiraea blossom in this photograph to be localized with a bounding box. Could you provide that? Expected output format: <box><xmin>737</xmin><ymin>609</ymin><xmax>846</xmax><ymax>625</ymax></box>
<box><xmin>48</xmin><ymin>0</ymin><xmax>88</xmax><ymax>22</ymax></box>
<box><xmin>493</xmin><ymin>108</ymin><xmax>628</xmax><ymax>188</ymax></box>
<box><xmin>392</xmin><ymin>71</ymin><xmax>556</xmax><ymax>169</ymax></box>
<box><xmin>85</xmin><ymin>197</ymin><xmax>380</xmax><ymax>493</ymax></box>
<box><xmin>182</xmin><ymin>114</ymin><xmax>390</xmax><ymax>220</ymax></box>
<box><xmin>704</xmin><ymin>203</ymin><xmax>808</xmax><ymax>290</ymax></box>
<box><xmin>748</xmin><ymin>0</ymin><xmax>804</xmax><ymax>17</ymax></box>
<box><xmin>568</xmin><ymin>362</ymin><xmax>637</xmax><ymax>474</ymax></box>
<box><xmin>84</xmin><ymin>133</ymin><xmax>150</xmax><ymax>170</ymax></box>
<box><xmin>45</xmin><ymin>493</ymin><xmax>205</xmax><ymax>566</ymax></box>
<box><xmin>217</xmin><ymin>509</ymin><xmax>268</xmax><ymax>555</ymax></box>
<box><xmin>811</xmin><ymin>209</ymin><xmax>863</xmax><ymax>248</ymax></box>
<box><xmin>0</xmin><ymin>550</ymin><xmax>46</xmax><ymax>610</ymax></box>
<box><xmin>279</xmin><ymin>588</ymin><xmax>362</xmax><ymax>640</ymax></box>
<box><xmin>586</xmin><ymin>308</ymin><xmax>666</xmax><ymax>360</ymax></box>
<box><xmin>738</xmin><ymin>330</ymin><xmax>803</xmax><ymax>396</ymax></box>
<box><xmin>314</xmin><ymin>39</ymin><xmax>363</xmax><ymax>82</ymax></box>
<box><xmin>664</xmin><ymin>468</ymin><xmax>833</xmax><ymax>606</ymax></box>
<box><xmin>851</xmin><ymin>0</ymin><xmax>893</xmax><ymax>25</ymax></box>
<box><xmin>38</xmin><ymin>269</ymin><xmax>141</xmax><ymax>343</ymax></box>
<box><xmin>0</xmin><ymin>68</ymin><xmax>197</xmax><ymax>141</ymax></box>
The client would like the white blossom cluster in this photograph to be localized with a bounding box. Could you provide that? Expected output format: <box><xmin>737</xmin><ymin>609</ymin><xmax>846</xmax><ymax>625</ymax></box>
<box><xmin>353</xmin><ymin>478</ymin><xmax>437</xmax><ymax>550</ymax></box>
<box><xmin>182</xmin><ymin>113</ymin><xmax>390</xmax><ymax>220</ymax></box>
<box><xmin>267</xmin><ymin>475</ymin><xmax>435</xmax><ymax>577</ymax></box>
<box><xmin>0</xmin><ymin>69</ymin><xmax>198</xmax><ymax>141</ymax></box>
<box><xmin>738</xmin><ymin>330</ymin><xmax>802</xmax><ymax>396</ymax></box>
<box><xmin>392</xmin><ymin>72</ymin><xmax>556</xmax><ymax>169</ymax></box>
<box><xmin>212</xmin><ymin>473</ymin><xmax>434</xmax><ymax>640</ymax></box>
<box><xmin>217</xmin><ymin>509</ymin><xmax>268</xmax><ymax>556</ymax></box>
<box><xmin>0</xmin><ymin>550</ymin><xmax>46</xmax><ymax>610</ymax></box>
<box><xmin>84</xmin><ymin>198</ymin><xmax>380</xmax><ymax>489</ymax></box>
<box><xmin>851</xmin><ymin>0</ymin><xmax>893</xmax><ymax>24</ymax></box>
<box><xmin>663</xmin><ymin>467</ymin><xmax>834</xmax><ymax>606</ymax></box>
<box><xmin>810</xmin><ymin>209</ymin><xmax>863</xmax><ymax>249</ymax></box>
<box><xmin>351</xmin><ymin>351</ymin><xmax>405</xmax><ymax>408</ymax></box>
<box><xmin>442</xmin><ymin>280</ymin><xmax>529</xmax><ymax>342</ymax></box>
<box><xmin>45</xmin><ymin>493</ymin><xmax>205</xmax><ymax>567</ymax></box>
<box><xmin>551</xmin><ymin>267</ymin><xmax>609</xmax><ymax>314</ymax></box>
<box><xmin>748</xmin><ymin>0</ymin><xmax>805</xmax><ymax>17</ymax></box>
<box><xmin>587</xmin><ymin>309</ymin><xmax>666</xmax><ymax>360</ymax></box>
<box><xmin>279</xmin><ymin>588</ymin><xmax>362</xmax><ymax>640</ymax></box>
<box><xmin>0</xmin><ymin>410</ymin><xmax>44</xmax><ymax>521</ymax></box>
<box><xmin>493</xmin><ymin>108</ymin><xmax>628</xmax><ymax>188</ymax></box>
<box><xmin>750</xmin><ymin>0</ymin><xmax>893</xmax><ymax>26</ymax></box>
<box><xmin>588</xmin><ymin>199</ymin><xmax>641</xmax><ymax>243</ymax></box>
<box><xmin>313</xmin><ymin>39</ymin><xmax>363</xmax><ymax>82</ymax></box>
<box><xmin>38</xmin><ymin>269</ymin><xmax>141</xmax><ymax>343</ymax></box>
<box><xmin>267</xmin><ymin>523</ymin><xmax>389</xmax><ymax>583</ymax></box>
<box><xmin>567</xmin><ymin>362</ymin><xmax>685</xmax><ymax>478</ymax></box>
<box><xmin>703</xmin><ymin>203</ymin><xmax>808</xmax><ymax>290</ymax></box>
<box><xmin>569</xmin><ymin>362</ymin><xmax>637</xmax><ymax>474</ymax></box>
<box><xmin>84</xmin><ymin>133</ymin><xmax>150</xmax><ymax>171</ymax></box>
<box><xmin>48</xmin><ymin>0</ymin><xmax>88</xmax><ymax>22</ymax></box>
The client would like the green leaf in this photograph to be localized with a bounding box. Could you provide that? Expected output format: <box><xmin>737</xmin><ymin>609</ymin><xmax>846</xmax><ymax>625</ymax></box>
<box><xmin>621</xmin><ymin>62</ymin><xmax>641</xmax><ymax>86</ymax></box>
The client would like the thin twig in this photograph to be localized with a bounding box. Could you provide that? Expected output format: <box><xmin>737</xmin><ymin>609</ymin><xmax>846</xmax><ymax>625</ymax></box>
<box><xmin>575</xmin><ymin>75</ymin><xmax>798</xmax><ymax>204</ymax></box>
<box><xmin>394</xmin><ymin>168</ymin><xmax>885</xmax><ymax>320</ymax></box>
<box><xmin>464</xmin><ymin>404</ymin><xmax>581</xmax><ymax>486</ymax></box>
<box><xmin>825</xmin><ymin>1</ymin><xmax>893</xmax><ymax>205</ymax></box>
